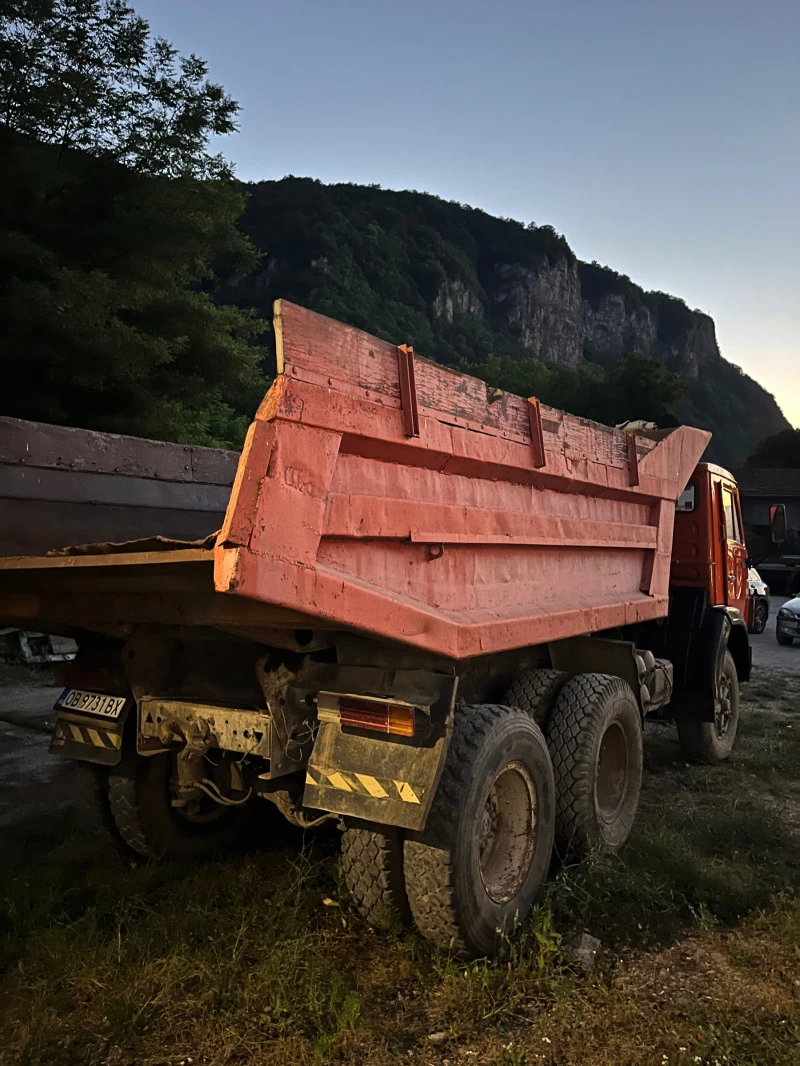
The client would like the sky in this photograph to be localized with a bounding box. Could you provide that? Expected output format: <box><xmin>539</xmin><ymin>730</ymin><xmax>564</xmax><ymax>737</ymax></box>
<box><xmin>136</xmin><ymin>0</ymin><xmax>800</xmax><ymax>427</ymax></box>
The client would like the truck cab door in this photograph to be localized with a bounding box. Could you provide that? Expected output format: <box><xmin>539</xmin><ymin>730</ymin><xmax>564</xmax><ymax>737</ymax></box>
<box><xmin>721</xmin><ymin>483</ymin><xmax>748</xmax><ymax>613</ymax></box>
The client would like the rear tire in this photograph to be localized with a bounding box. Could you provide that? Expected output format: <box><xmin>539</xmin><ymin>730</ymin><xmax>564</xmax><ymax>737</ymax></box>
<box><xmin>107</xmin><ymin>753</ymin><xmax>254</xmax><ymax>861</ymax></box>
<box><xmin>502</xmin><ymin>668</ymin><xmax>569</xmax><ymax>726</ymax></box>
<box><xmin>341</xmin><ymin>825</ymin><xmax>411</xmax><ymax>931</ymax></box>
<box><xmin>403</xmin><ymin>704</ymin><xmax>555</xmax><ymax>958</ymax></box>
<box><xmin>545</xmin><ymin>673</ymin><xmax>643</xmax><ymax>857</ymax></box>
<box><xmin>677</xmin><ymin>651</ymin><xmax>740</xmax><ymax>764</ymax></box>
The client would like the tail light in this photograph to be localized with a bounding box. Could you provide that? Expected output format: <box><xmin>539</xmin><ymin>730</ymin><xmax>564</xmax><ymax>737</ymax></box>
<box><xmin>317</xmin><ymin>692</ymin><xmax>416</xmax><ymax>737</ymax></box>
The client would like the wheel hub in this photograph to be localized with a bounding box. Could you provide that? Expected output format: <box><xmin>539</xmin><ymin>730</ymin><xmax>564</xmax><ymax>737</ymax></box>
<box><xmin>714</xmin><ymin>674</ymin><xmax>732</xmax><ymax>739</ymax></box>
<box><xmin>478</xmin><ymin>761</ymin><xmax>537</xmax><ymax>904</ymax></box>
<box><xmin>595</xmin><ymin>721</ymin><xmax>628</xmax><ymax>823</ymax></box>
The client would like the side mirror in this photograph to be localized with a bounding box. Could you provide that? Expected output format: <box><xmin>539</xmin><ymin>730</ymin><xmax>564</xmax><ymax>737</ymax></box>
<box><xmin>770</xmin><ymin>503</ymin><xmax>787</xmax><ymax>544</ymax></box>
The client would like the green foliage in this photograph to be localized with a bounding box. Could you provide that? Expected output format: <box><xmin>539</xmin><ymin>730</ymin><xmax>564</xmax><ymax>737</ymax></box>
<box><xmin>0</xmin><ymin>1</ymin><xmax>267</xmax><ymax>448</ymax></box>
<box><xmin>218</xmin><ymin>176</ymin><xmax>574</xmax><ymax>372</ymax></box>
<box><xmin>746</xmin><ymin>428</ymin><xmax>800</xmax><ymax>468</ymax></box>
<box><xmin>0</xmin><ymin>0</ymin><xmax>238</xmax><ymax>178</ymax></box>
<box><xmin>459</xmin><ymin>351</ymin><xmax>688</xmax><ymax>428</ymax></box>
<box><xmin>0</xmin><ymin>129</ymin><xmax>267</xmax><ymax>446</ymax></box>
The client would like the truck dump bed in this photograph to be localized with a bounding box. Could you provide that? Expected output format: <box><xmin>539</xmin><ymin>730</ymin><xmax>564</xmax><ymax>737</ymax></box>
<box><xmin>0</xmin><ymin>302</ymin><xmax>710</xmax><ymax>659</ymax></box>
<box><xmin>0</xmin><ymin>416</ymin><xmax>238</xmax><ymax>557</ymax></box>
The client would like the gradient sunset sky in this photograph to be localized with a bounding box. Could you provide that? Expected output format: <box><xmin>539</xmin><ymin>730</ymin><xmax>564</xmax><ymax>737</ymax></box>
<box><xmin>137</xmin><ymin>0</ymin><xmax>800</xmax><ymax>427</ymax></box>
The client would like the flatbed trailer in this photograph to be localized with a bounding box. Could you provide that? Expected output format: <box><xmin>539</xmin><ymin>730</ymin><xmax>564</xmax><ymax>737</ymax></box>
<box><xmin>0</xmin><ymin>302</ymin><xmax>755</xmax><ymax>956</ymax></box>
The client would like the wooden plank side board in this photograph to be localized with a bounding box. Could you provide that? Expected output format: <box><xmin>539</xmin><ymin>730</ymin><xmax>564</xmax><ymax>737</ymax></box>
<box><xmin>0</xmin><ymin>499</ymin><xmax>225</xmax><ymax>558</ymax></box>
<box><xmin>0</xmin><ymin>549</ymin><xmax>212</xmax><ymax>571</ymax></box>
<box><xmin>0</xmin><ymin>467</ymin><xmax>231</xmax><ymax>511</ymax></box>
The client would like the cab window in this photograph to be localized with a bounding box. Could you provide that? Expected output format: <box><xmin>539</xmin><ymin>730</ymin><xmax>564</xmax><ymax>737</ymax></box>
<box><xmin>722</xmin><ymin>486</ymin><xmax>742</xmax><ymax>543</ymax></box>
<box><xmin>676</xmin><ymin>482</ymin><xmax>696</xmax><ymax>513</ymax></box>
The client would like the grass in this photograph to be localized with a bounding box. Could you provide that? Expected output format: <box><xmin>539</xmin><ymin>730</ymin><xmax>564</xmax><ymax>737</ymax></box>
<box><xmin>0</xmin><ymin>672</ymin><xmax>799</xmax><ymax>1065</ymax></box>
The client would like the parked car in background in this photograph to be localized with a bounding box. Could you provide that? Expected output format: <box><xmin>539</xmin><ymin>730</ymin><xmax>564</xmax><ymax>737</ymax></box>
<box><xmin>776</xmin><ymin>595</ymin><xmax>800</xmax><ymax>646</ymax></box>
<box><xmin>747</xmin><ymin>568</ymin><xmax>770</xmax><ymax>634</ymax></box>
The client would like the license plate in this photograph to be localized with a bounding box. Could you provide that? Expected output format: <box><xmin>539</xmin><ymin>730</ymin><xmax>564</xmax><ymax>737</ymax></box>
<box><xmin>56</xmin><ymin>688</ymin><xmax>127</xmax><ymax>719</ymax></box>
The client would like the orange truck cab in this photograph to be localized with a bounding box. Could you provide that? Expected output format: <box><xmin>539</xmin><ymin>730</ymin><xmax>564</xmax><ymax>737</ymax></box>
<box><xmin>672</xmin><ymin>463</ymin><xmax>749</xmax><ymax>617</ymax></box>
<box><xmin>636</xmin><ymin>462</ymin><xmax>752</xmax><ymax>728</ymax></box>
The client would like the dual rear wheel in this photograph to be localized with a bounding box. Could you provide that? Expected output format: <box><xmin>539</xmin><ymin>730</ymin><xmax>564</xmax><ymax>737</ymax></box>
<box><xmin>342</xmin><ymin>672</ymin><xmax>644</xmax><ymax>956</ymax></box>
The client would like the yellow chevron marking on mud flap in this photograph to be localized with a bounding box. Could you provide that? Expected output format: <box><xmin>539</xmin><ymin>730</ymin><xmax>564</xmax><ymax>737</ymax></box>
<box><xmin>64</xmin><ymin>722</ymin><xmax>121</xmax><ymax>749</ymax></box>
<box><xmin>326</xmin><ymin>771</ymin><xmax>354</xmax><ymax>792</ymax></box>
<box><xmin>355</xmin><ymin>773</ymin><xmax>389</xmax><ymax>798</ymax></box>
<box><xmin>305</xmin><ymin>770</ymin><xmax>318</xmax><ymax>787</ymax></box>
<box><xmin>394</xmin><ymin>780</ymin><xmax>421</xmax><ymax>804</ymax></box>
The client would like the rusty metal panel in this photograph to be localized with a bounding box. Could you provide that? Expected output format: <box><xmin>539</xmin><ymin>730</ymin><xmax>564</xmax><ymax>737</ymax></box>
<box><xmin>51</xmin><ymin>703</ymin><xmax>131</xmax><ymax>766</ymax></box>
<box><xmin>138</xmin><ymin>698</ymin><xmax>272</xmax><ymax>757</ymax></box>
<box><xmin>0</xmin><ymin>417</ymin><xmax>237</xmax><ymax>556</ymax></box>
<box><xmin>397</xmin><ymin>345</ymin><xmax>420</xmax><ymax>438</ymax></box>
<box><xmin>527</xmin><ymin>397</ymin><xmax>546</xmax><ymax>469</ymax></box>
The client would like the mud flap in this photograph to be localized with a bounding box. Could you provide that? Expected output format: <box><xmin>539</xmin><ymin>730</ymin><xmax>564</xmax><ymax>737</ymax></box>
<box><xmin>302</xmin><ymin>671</ymin><xmax>457</xmax><ymax>831</ymax></box>
<box><xmin>50</xmin><ymin>703</ymin><xmax>132</xmax><ymax>766</ymax></box>
<box><xmin>675</xmin><ymin>608</ymin><xmax>735</xmax><ymax>723</ymax></box>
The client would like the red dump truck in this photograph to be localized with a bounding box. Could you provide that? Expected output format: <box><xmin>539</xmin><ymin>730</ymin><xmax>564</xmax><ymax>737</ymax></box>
<box><xmin>0</xmin><ymin>302</ymin><xmax>757</xmax><ymax>957</ymax></box>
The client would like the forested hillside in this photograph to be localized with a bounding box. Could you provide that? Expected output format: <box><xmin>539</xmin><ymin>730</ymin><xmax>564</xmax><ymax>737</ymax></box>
<box><xmin>217</xmin><ymin>177</ymin><xmax>788</xmax><ymax>467</ymax></box>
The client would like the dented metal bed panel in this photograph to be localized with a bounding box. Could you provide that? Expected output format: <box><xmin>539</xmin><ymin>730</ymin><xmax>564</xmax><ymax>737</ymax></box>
<box><xmin>0</xmin><ymin>300</ymin><xmax>710</xmax><ymax>656</ymax></box>
<box><xmin>212</xmin><ymin>301</ymin><xmax>710</xmax><ymax>658</ymax></box>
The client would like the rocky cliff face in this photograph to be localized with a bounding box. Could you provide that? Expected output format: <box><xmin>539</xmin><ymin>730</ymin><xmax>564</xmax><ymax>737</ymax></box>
<box><xmin>489</xmin><ymin>258</ymin><xmax>583</xmax><ymax>367</ymax></box>
<box><xmin>432</xmin><ymin>275</ymin><xmax>482</xmax><ymax>322</ymax></box>
<box><xmin>431</xmin><ymin>255</ymin><xmax>724</xmax><ymax>381</ymax></box>
<box><xmin>581</xmin><ymin>292</ymin><xmax>658</xmax><ymax>367</ymax></box>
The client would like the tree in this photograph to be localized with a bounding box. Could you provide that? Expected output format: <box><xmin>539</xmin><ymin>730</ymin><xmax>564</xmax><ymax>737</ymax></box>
<box><xmin>461</xmin><ymin>352</ymin><xmax>686</xmax><ymax>429</ymax></box>
<box><xmin>0</xmin><ymin>0</ymin><xmax>238</xmax><ymax>178</ymax></box>
<box><xmin>593</xmin><ymin>354</ymin><xmax>687</xmax><ymax>428</ymax></box>
<box><xmin>0</xmin><ymin>130</ymin><xmax>267</xmax><ymax>445</ymax></box>
<box><xmin>746</xmin><ymin>428</ymin><xmax>800</xmax><ymax>468</ymax></box>
<box><xmin>0</xmin><ymin>1</ymin><xmax>268</xmax><ymax>447</ymax></box>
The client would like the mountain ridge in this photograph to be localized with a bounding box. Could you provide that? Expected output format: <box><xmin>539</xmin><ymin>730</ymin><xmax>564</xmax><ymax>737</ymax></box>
<box><xmin>218</xmin><ymin>177</ymin><xmax>788</xmax><ymax>467</ymax></box>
